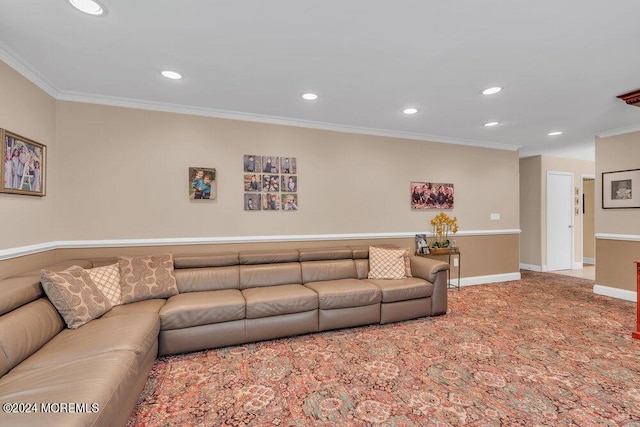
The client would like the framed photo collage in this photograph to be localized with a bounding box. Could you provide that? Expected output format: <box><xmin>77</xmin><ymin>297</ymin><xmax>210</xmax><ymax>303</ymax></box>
<box><xmin>243</xmin><ymin>155</ymin><xmax>298</xmax><ymax>211</ymax></box>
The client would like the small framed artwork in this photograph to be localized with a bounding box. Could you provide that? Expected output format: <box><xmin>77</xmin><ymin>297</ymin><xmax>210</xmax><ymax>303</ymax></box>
<box><xmin>602</xmin><ymin>168</ymin><xmax>640</xmax><ymax>209</ymax></box>
<box><xmin>243</xmin><ymin>155</ymin><xmax>261</xmax><ymax>173</ymax></box>
<box><xmin>244</xmin><ymin>174</ymin><xmax>261</xmax><ymax>192</ymax></box>
<box><xmin>411</xmin><ymin>181</ymin><xmax>454</xmax><ymax>210</ymax></box>
<box><xmin>1</xmin><ymin>129</ymin><xmax>46</xmax><ymax>196</ymax></box>
<box><xmin>244</xmin><ymin>193</ymin><xmax>262</xmax><ymax>211</ymax></box>
<box><xmin>281</xmin><ymin>193</ymin><xmax>298</xmax><ymax>211</ymax></box>
<box><xmin>281</xmin><ymin>175</ymin><xmax>297</xmax><ymax>192</ymax></box>
<box><xmin>262</xmin><ymin>174</ymin><xmax>280</xmax><ymax>191</ymax></box>
<box><xmin>280</xmin><ymin>157</ymin><xmax>297</xmax><ymax>174</ymax></box>
<box><xmin>189</xmin><ymin>167</ymin><xmax>216</xmax><ymax>200</ymax></box>
<box><xmin>415</xmin><ymin>234</ymin><xmax>429</xmax><ymax>254</ymax></box>
<box><xmin>263</xmin><ymin>193</ymin><xmax>280</xmax><ymax>210</ymax></box>
<box><xmin>262</xmin><ymin>156</ymin><xmax>279</xmax><ymax>174</ymax></box>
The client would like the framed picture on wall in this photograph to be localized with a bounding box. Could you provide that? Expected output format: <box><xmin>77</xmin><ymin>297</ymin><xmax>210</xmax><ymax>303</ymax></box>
<box><xmin>410</xmin><ymin>181</ymin><xmax>454</xmax><ymax>209</ymax></box>
<box><xmin>602</xmin><ymin>168</ymin><xmax>640</xmax><ymax>209</ymax></box>
<box><xmin>1</xmin><ymin>129</ymin><xmax>46</xmax><ymax>196</ymax></box>
<box><xmin>189</xmin><ymin>167</ymin><xmax>217</xmax><ymax>200</ymax></box>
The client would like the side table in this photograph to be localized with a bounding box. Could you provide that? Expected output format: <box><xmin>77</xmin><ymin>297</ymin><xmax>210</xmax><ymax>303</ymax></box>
<box><xmin>417</xmin><ymin>248</ymin><xmax>461</xmax><ymax>290</ymax></box>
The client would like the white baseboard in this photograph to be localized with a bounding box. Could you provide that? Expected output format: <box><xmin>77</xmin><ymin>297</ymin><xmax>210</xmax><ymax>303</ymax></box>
<box><xmin>583</xmin><ymin>258</ymin><xmax>595</xmax><ymax>265</ymax></box>
<box><xmin>520</xmin><ymin>263</ymin><xmax>542</xmax><ymax>272</ymax></box>
<box><xmin>450</xmin><ymin>272</ymin><xmax>521</xmax><ymax>288</ymax></box>
<box><xmin>593</xmin><ymin>284</ymin><xmax>637</xmax><ymax>302</ymax></box>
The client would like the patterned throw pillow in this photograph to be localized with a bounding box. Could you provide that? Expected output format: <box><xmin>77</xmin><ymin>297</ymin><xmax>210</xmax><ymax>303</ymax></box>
<box><xmin>87</xmin><ymin>263</ymin><xmax>122</xmax><ymax>306</ymax></box>
<box><xmin>367</xmin><ymin>246</ymin><xmax>407</xmax><ymax>280</ymax></box>
<box><xmin>41</xmin><ymin>266</ymin><xmax>113</xmax><ymax>329</ymax></box>
<box><xmin>402</xmin><ymin>248</ymin><xmax>413</xmax><ymax>278</ymax></box>
<box><xmin>118</xmin><ymin>253</ymin><xmax>179</xmax><ymax>304</ymax></box>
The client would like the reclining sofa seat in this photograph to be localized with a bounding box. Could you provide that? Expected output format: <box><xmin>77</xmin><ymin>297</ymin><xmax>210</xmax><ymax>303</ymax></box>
<box><xmin>159</xmin><ymin>246</ymin><xmax>449</xmax><ymax>356</ymax></box>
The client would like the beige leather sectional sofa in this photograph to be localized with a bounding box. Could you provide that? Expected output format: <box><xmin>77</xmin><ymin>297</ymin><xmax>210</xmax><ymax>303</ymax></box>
<box><xmin>0</xmin><ymin>246</ymin><xmax>448</xmax><ymax>427</ymax></box>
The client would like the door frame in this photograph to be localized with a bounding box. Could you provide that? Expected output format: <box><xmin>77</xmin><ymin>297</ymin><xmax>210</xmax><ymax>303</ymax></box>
<box><xmin>545</xmin><ymin>171</ymin><xmax>575</xmax><ymax>271</ymax></box>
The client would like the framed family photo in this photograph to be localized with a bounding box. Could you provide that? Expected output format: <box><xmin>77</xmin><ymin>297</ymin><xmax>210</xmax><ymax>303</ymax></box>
<box><xmin>410</xmin><ymin>181</ymin><xmax>454</xmax><ymax>210</ymax></box>
<box><xmin>189</xmin><ymin>167</ymin><xmax>217</xmax><ymax>200</ymax></box>
<box><xmin>602</xmin><ymin>168</ymin><xmax>640</xmax><ymax>209</ymax></box>
<box><xmin>1</xmin><ymin>129</ymin><xmax>46</xmax><ymax>196</ymax></box>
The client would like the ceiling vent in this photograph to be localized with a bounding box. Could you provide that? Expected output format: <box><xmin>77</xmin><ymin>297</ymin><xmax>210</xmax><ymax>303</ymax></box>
<box><xmin>617</xmin><ymin>89</ymin><xmax>640</xmax><ymax>107</ymax></box>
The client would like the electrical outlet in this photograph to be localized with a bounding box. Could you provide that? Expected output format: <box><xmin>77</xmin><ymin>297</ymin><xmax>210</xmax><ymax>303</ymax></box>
<box><xmin>453</xmin><ymin>258</ymin><xmax>459</xmax><ymax>267</ymax></box>
<box><xmin>490</xmin><ymin>213</ymin><xmax>500</xmax><ymax>221</ymax></box>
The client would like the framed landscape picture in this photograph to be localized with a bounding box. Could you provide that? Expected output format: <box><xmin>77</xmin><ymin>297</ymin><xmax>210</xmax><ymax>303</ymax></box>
<box><xmin>602</xmin><ymin>168</ymin><xmax>640</xmax><ymax>209</ymax></box>
<box><xmin>1</xmin><ymin>129</ymin><xmax>46</xmax><ymax>196</ymax></box>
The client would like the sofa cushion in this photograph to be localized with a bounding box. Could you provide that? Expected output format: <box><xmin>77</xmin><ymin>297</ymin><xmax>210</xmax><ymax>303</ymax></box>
<box><xmin>0</xmin><ymin>276</ymin><xmax>43</xmax><ymax>316</ymax></box>
<box><xmin>242</xmin><ymin>284</ymin><xmax>318</xmax><ymax>318</ymax></box>
<box><xmin>367</xmin><ymin>277</ymin><xmax>432</xmax><ymax>303</ymax></box>
<box><xmin>301</xmin><ymin>259</ymin><xmax>358</xmax><ymax>283</ymax></box>
<box><xmin>367</xmin><ymin>246</ymin><xmax>407</xmax><ymax>280</ymax></box>
<box><xmin>298</xmin><ymin>247</ymin><xmax>353</xmax><ymax>261</ymax></box>
<box><xmin>175</xmin><ymin>265</ymin><xmax>240</xmax><ymax>293</ymax></box>
<box><xmin>87</xmin><ymin>263</ymin><xmax>122</xmax><ymax>306</ymax></box>
<box><xmin>40</xmin><ymin>267</ymin><xmax>113</xmax><ymax>329</ymax></box>
<box><xmin>0</xmin><ymin>351</ymin><xmax>141</xmax><ymax>427</ymax></box>
<box><xmin>118</xmin><ymin>253</ymin><xmax>179</xmax><ymax>303</ymax></box>
<box><xmin>160</xmin><ymin>290</ymin><xmax>245</xmax><ymax>330</ymax></box>
<box><xmin>174</xmin><ymin>252</ymin><xmax>239</xmax><ymax>268</ymax></box>
<box><xmin>239</xmin><ymin>263</ymin><xmax>302</xmax><ymax>289</ymax></box>
<box><xmin>13</xmin><ymin>312</ymin><xmax>160</xmax><ymax>372</ymax></box>
<box><xmin>101</xmin><ymin>299</ymin><xmax>166</xmax><ymax>318</ymax></box>
<box><xmin>304</xmin><ymin>279</ymin><xmax>381</xmax><ymax>309</ymax></box>
<box><xmin>239</xmin><ymin>249</ymin><xmax>299</xmax><ymax>264</ymax></box>
<box><xmin>0</xmin><ymin>298</ymin><xmax>64</xmax><ymax>376</ymax></box>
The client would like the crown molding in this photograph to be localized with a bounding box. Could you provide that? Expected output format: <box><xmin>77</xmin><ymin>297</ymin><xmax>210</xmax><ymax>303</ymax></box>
<box><xmin>596</xmin><ymin>123</ymin><xmax>640</xmax><ymax>139</ymax></box>
<box><xmin>0</xmin><ymin>42</ymin><xmax>59</xmax><ymax>98</ymax></box>
<box><xmin>56</xmin><ymin>92</ymin><xmax>521</xmax><ymax>152</ymax></box>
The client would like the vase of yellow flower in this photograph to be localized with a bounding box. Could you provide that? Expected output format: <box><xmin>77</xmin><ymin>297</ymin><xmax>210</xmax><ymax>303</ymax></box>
<box><xmin>429</xmin><ymin>212</ymin><xmax>458</xmax><ymax>254</ymax></box>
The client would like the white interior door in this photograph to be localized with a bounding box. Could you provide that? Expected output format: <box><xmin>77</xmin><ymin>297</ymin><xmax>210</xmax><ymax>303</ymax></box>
<box><xmin>546</xmin><ymin>172</ymin><xmax>574</xmax><ymax>271</ymax></box>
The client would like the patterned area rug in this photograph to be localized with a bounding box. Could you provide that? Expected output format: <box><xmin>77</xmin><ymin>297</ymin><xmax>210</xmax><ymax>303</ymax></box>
<box><xmin>128</xmin><ymin>271</ymin><xmax>640</xmax><ymax>426</ymax></box>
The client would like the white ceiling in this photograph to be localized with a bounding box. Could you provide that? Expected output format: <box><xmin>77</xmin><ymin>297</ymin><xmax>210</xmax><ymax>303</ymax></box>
<box><xmin>1</xmin><ymin>0</ymin><xmax>640</xmax><ymax>161</ymax></box>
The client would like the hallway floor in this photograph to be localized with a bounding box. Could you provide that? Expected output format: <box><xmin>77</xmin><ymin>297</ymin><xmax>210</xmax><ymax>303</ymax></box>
<box><xmin>548</xmin><ymin>264</ymin><xmax>595</xmax><ymax>281</ymax></box>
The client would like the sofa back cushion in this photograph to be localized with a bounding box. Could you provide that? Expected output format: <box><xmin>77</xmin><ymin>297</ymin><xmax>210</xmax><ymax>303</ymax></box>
<box><xmin>301</xmin><ymin>259</ymin><xmax>357</xmax><ymax>283</ymax></box>
<box><xmin>0</xmin><ymin>298</ymin><xmax>64</xmax><ymax>376</ymax></box>
<box><xmin>239</xmin><ymin>263</ymin><xmax>302</xmax><ymax>289</ymax></box>
<box><xmin>175</xmin><ymin>266</ymin><xmax>240</xmax><ymax>293</ymax></box>
<box><xmin>239</xmin><ymin>249</ymin><xmax>299</xmax><ymax>265</ymax></box>
<box><xmin>298</xmin><ymin>247</ymin><xmax>353</xmax><ymax>261</ymax></box>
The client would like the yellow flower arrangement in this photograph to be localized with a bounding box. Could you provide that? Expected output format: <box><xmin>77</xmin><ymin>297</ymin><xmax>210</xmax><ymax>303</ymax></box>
<box><xmin>429</xmin><ymin>212</ymin><xmax>459</xmax><ymax>248</ymax></box>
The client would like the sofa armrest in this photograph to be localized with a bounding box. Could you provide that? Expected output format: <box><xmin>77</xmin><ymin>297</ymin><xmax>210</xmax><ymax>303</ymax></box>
<box><xmin>409</xmin><ymin>255</ymin><xmax>449</xmax><ymax>316</ymax></box>
<box><xmin>409</xmin><ymin>256</ymin><xmax>449</xmax><ymax>283</ymax></box>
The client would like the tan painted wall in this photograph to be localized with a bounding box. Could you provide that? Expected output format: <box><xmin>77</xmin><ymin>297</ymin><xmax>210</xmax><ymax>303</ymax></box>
<box><xmin>0</xmin><ymin>61</ymin><xmax>57</xmax><ymax>249</ymax></box>
<box><xmin>595</xmin><ymin>132</ymin><xmax>640</xmax><ymax>291</ymax></box>
<box><xmin>519</xmin><ymin>155</ymin><xmax>595</xmax><ymax>269</ymax></box>
<box><xmin>582</xmin><ymin>179</ymin><xmax>595</xmax><ymax>260</ymax></box>
<box><xmin>54</xmin><ymin>101</ymin><xmax>519</xmax><ymax>240</ymax></box>
<box><xmin>0</xmin><ymin>233</ymin><xmax>519</xmax><ymax>281</ymax></box>
<box><xmin>0</xmin><ymin>58</ymin><xmax>521</xmax><ymax>281</ymax></box>
<box><xmin>519</xmin><ymin>156</ymin><xmax>542</xmax><ymax>266</ymax></box>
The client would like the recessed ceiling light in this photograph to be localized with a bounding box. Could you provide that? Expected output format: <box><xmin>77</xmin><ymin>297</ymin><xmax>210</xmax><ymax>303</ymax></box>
<box><xmin>402</xmin><ymin>108</ymin><xmax>418</xmax><ymax>115</ymax></box>
<box><xmin>484</xmin><ymin>121</ymin><xmax>499</xmax><ymax>127</ymax></box>
<box><xmin>548</xmin><ymin>131</ymin><xmax>563</xmax><ymax>136</ymax></box>
<box><xmin>161</xmin><ymin>70</ymin><xmax>182</xmax><ymax>80</ymax></box>
<box><xmin>481</xmin><ymin>87</ymin><xmax>502</xmax><ymax>95</ymax></box>
<box><xmin>69</xmin><ymin>0</ymin><xmax>106</xmax><ymax>16</ymax></box>
<box><xmin>302</xmin><ymin>93</ymin><xmax>318</xmax><ymax>100</ymax></box>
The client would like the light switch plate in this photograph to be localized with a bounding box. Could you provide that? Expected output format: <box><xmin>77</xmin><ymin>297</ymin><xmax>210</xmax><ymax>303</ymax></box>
<box><xmin>490</xmin><ymin>213</ymin><xmax>500</xmax><ymax>221</ymax></box>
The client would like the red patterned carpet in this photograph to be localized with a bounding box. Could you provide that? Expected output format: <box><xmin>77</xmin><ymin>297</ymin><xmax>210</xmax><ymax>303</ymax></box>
<box><xmin>128</xmin><ymin>271</ymin><xmax>640</xmax><ymax>426</ymax></box>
